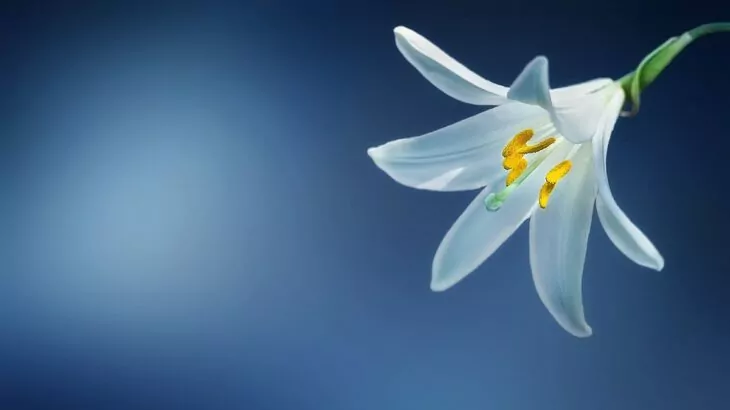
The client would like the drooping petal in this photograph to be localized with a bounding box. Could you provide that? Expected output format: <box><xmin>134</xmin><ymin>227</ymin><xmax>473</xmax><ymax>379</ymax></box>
<box><xmin>431</xmin><ymin>141</ymin><xmax>573</xmax><ymax>291</ymax></box>
<box><xmin>506</xmin><ymin>56</ymin><xmax>618</xmax><ymax>144</ymax></box>
<box><xmin>592</xmin><ymin>90</ymin><xmax>664</xmax><ymax>271</ymax></box>
<box><xmin>529</xmin><ymin>143</ymin><xmax>596</xmax><ymax>338</ymax></box>
<box><xmin>367</xmin><ymin>102</ymin><xmax>549</xmax><ymax>191</ymax></box>
<box><xmin>393</xmin><ymin>26</ymin><xmax>510</xmax><ymax>106</ymax></box>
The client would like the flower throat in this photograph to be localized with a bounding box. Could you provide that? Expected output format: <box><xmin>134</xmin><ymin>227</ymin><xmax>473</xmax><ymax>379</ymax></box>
<box><xmin>484</xmin><ymin>129</ymin><xmax>572</xmax><ymax>212</ymax></box>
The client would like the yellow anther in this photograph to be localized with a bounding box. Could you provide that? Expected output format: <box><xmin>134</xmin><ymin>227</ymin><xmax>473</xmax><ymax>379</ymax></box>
<box><xmin>539</xmin><ymin>183</ymin><xmax>555</xmax><ymax>209</ymax></box>
<box><xmin>539</xmin><ymin>160</ymin><xmax>572</xmax><ymax>209</ymax></box>
<box><xmin>502</xmin><ymin>129</ymin><xmax>534</xmax><ymax>158</ymax></box>
<box><xmin>502</xmin><ymin>154</ymin><xmax>525</xmax><ymax>170</ymax></box>
<box><xmin>518</xmin><ymin>137</ymin><xmax>556</xmax><ymax>155</ymax></box>
<box><xmin>495</xmin><ymin>129</ymin><xmax>569</xmax><ymax>208</ymax></box>
<box><xmin>545</xmin><ymin>160</ymin><xmax>572</xmax><ymax>184</ymax></box>
<box><xmin>506</xmin><ymin>157</ymin><xmax>527</xmax><ymax>186</ymax></box>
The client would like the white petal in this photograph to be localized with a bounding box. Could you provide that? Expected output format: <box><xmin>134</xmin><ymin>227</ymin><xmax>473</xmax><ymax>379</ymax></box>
<box><xmin>367</xmin><ymin>102</ymin><xmax>548</xmax><ymax>192</ymax></box>
<box><xmin>551</xmin><ymin>84</ymin><xmax>621</xmax><ymax>145</ymax></box>
<box><xmin>506</xmin><ymin>56</ymin><xmax>618</xmax><ymax>144</ymax></box>
<box><xmin>529</xmin><ymin>143</ymin><xmax>596</xmax><ymax>338</ymax></box>
<box><xmin>593</xmin><ymin>90</ymin><xmax>664</xmax><ymax>271</ymax></box>
<box><xmin>506</xmin><ymin>56</ymin><xmax>553</xmax><ymax>108</ymax></box>
<box><xmin>431</xmin><ymin>141</ymin><xmax>573</xmax><ymax>291</ymax></box>
<box><xmin>550</xmin><ymin>78</ymin><xmax>615</xmax><ymax>101</ymax></box>
<box><xmin>394</xmin><ymin>26</ymin><xmax>509</xmax><ymax>106</ymax></box>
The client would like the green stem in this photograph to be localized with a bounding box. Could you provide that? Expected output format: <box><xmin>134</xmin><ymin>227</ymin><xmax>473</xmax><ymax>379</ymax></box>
<box><xmin>687</xmin><ymin>22</ymin><xmax>730</xmax><ymax>39</ymax></box>
<box><xmin>620</xmin><ymin>22</ymin><xmax>730</xmax><ymax>117</ymax></box>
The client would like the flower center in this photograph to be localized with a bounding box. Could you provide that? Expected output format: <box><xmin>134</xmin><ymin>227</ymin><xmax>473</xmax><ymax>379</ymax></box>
<box><xmin>484</xmin><ymin>128</ymin><xmax>573</xmax><ymax>211</ymax></box>
<box><xmin>501</xmin><ymin>129</ymin><xmax>556</xmax><ymax>186</ymax></box>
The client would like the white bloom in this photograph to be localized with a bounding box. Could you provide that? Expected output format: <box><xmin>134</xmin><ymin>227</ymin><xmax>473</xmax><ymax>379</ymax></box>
<box><xmin>368</xmin><ymin>26</ymin><xmax>664</xmax><ymax>337</ymax></box>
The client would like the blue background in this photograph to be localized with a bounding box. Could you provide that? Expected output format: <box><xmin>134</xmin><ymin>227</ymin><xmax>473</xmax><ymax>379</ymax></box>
<box><xmin>1</xmin><ymin>1</ymin><xmax>728</xmax><ymax>409</ymax></box>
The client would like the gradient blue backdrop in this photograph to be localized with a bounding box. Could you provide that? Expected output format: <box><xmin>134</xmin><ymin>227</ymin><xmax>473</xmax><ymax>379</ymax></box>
<box><xmin>1</xmin><ymin>1</ymin><xmax>729</xmax><ymax>409</ymax></box>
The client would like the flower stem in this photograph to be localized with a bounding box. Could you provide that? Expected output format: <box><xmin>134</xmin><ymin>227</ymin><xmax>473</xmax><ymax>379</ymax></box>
<box><xmin>620</xmin><ymin>22</ymin><xmax>730</xmax><ymax>117</ymax></box>
<box><xmin>687</xmin><ymin>22</ymin><xmax>730</xmax><ymax>39</ymax></box>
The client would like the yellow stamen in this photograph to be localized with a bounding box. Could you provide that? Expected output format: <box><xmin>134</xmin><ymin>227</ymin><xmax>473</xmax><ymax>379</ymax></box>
<box><xmin>539</xmin><ymin>160</ymin><xmax>572</xmax><ymax>209</ymax></box>
<box><xmin>518</xmin><ymin>137</ymin><xmax>556</xmax><ymax>155</ymax></box>
<box><xmin>506</xmin><ymin>158</ymin><xmax>527</xmax><ymax>186</ymax></box>
<box><xmin>545</xmin><ymin>160</ymin><xmax>572</xmax><ymax>184</ymax></box>
<box><xmin>491</xmin><ymin>129</ymin><xmax>573</xmax><ymax>211</ymax></box>
<box><xmin>539</xmin><ymin>183</ymin><xmax>555</xmax><ymax>209</ymax></box>
<box><xmin>502</xmin><ymin>129</ymin><xmax>534</xmax><ymax>158</ymax></box>
<box><xmin>502</xmin><ymin>154</ymin><xmax>525</xmax><ymax>170</ymax></box>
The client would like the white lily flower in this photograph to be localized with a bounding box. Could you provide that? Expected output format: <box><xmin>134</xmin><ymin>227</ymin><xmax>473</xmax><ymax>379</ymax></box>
<box><xmin>368</xmin><ymin>26</ymin><xmax>664</xmax><ymax>337</ymax></box>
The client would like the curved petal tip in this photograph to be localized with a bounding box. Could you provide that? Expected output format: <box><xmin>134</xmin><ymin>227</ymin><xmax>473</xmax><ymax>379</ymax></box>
<box><xmin>393</xmin><ymin>25</ymin><xmax>410</xmax><ymax>36</ymax></box>
<box><xmin>390</xmin><ymin>24</ymin><xmax>510</xmax><ymax>105</ymax></box>
<box><xmin>566</xmin><ymin>323</ymin><xmax>593</xmax><ymax>338</ymax></box>
<box><xmin>545</xmin><ymin>298</ymin><xmax>593</xmax><ymax>337</ymax></box>
<box><xmin>430</xmin><ymin>253</ymin><xmax>464</xmax><ymax>292</ymax></box>
<box><xmin>650</xmin><ymin>254</ymin><xmax>665</xmax><ymax>272</ymax></box>
<box><xmin>429</xmin><ymin>270</ymin><xmax>458</xmax><ymax>292</ymax></box>
<box><xmin>393</xmin><ymin>26</ymin><xmax>419</xmax><ymax>48</ymax></box>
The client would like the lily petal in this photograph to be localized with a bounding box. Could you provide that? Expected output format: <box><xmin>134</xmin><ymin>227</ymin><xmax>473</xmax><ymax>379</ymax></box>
<box><xmin>431</xmin><ymin>141</ymin><xmax>572</xmax><ymax>291</ymax></box>
<box><xmin>552</xmin><ymin>83</ymin><xmax>621</xmax><ymax>145</ymax></box>
<box><xmin>368</xmin><ymin>102</ymin><xmax>548</xmax><ymax>191</ymax></box>
<box><xmin>550</xmin><ymin>78</ymin><xmax>615</xmax><ymax>101</ymax></box>
<box><xmin>394</xmin><ymin>26</ymin><xmax>510</xmax><ymax>106</ymax></box>
<box><xmin>529</xmin><ymin>143</ymin><xmax>596</xmax><ymax>337</ymax></box>
<box><xmin>506</xmin><ymin>56</ymin><xmax>553</xmax><ymax>108</ymax></box>
<box><xmin>506</xmin><ymin>56</ymin><xmax>617</xmax><ymax>144</ymax></box>
<box><xmin>593</xmin><ymin>90</ymin><xmax>664</xmax><ymax>271</ymax></box>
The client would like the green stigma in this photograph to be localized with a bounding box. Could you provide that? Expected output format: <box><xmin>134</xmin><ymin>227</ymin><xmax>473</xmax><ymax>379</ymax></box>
<box><xmin>484</xmin><ymin>184</ymin><xmax>516</xmax><ymax>212</ymax></box>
